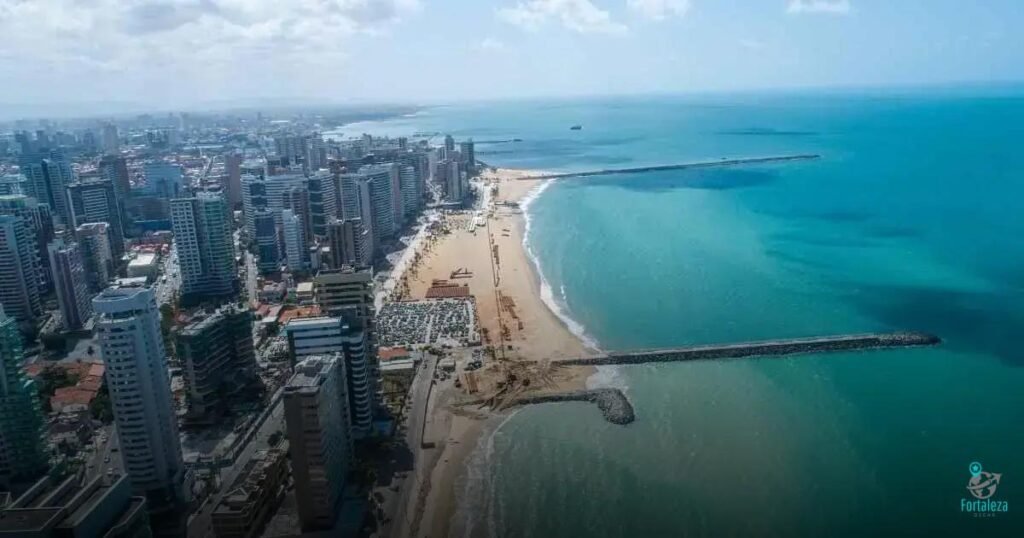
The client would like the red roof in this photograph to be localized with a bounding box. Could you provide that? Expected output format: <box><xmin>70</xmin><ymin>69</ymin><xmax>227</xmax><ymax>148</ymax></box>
<box><xmin>379</xmin><ymin>347</ymin><xmax>410</xmax><ymax>361</ymax></box>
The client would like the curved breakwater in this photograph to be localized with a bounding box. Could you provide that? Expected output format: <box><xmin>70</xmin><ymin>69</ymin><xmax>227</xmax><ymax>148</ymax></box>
<box><xmin>511</xmin><ymin>389</ymin><xmax>635</xmax><ymax>425</ymax></box>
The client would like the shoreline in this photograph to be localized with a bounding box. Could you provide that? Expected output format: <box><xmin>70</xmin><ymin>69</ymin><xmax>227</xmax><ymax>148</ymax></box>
<box><xmin>393</xmin><ymin>167</ymin><xmax>598</xmax><ymax>538</ymax></box>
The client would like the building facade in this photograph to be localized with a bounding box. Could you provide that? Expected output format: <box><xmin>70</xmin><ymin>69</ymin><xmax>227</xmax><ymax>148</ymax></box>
<box><xmin>283</xmin><ymin>356</ymin><xmax>352</xmax><ymax>532</ymax></box>
<box><xmin>0</xmin><ymin>307</ymin><xmax>48</xmax><ymax>489</ymax></box>
<box><xmin>0</xmin><ymin>214</ymin><xmax>41</xmax><ymax>325</ymax></box>
<box><xmin>67</xmin><ymin>178</ymin><xmax>126</xmax><ymax>261</ymax></box>
<box><xmin>75</xmin><ymin>222</ymin><xmax>114</xmax><ymax>293</ymax></box>
<box><xmin>170</xmin><ymin>192</ymin><xmax>238</xmax><ymax>301</ymax></box>
<box><xmin>47</xmin><ymin>239</ymin><xmax>92</xmax><ymax>331</ymax></box>
<box><xmin>93</xmin><ymin>285</ymin><xmax>185</xmax><ymax>509</ymax></box>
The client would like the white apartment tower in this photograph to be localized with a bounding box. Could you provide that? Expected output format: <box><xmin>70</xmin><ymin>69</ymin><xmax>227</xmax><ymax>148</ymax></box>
<box><xmin>93</xmin><ymin>285</ymin><xmax>185</xmax><ymax>508</ymax></box>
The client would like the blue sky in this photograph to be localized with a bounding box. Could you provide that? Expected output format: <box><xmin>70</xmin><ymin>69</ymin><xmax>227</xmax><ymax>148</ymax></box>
<box><xmin>1</xmin><ymin>0</ymin><xmax>1021</xmax><ymax>111</ymax></box>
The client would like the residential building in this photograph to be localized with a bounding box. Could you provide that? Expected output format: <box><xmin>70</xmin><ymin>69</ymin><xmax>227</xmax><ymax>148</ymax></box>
<box><xmin>170</xmin><ymin>192</ymin><xmax>238</xmax><ymax>301</ymax></box>
<box><xmin>93</xmin><ymin>285</ymin><xmax>185</xmax><ymax>509</ymax></box>
<box><xmin>0</xmin><ymin>194</ymin><xmax>53</xmax><ymax>296</ymax></box>
<box><xmin>0</xmin><ymin>175</ymin><xmax>23</xmax><ymax>196</ymax></box>
<box><xmin>47</xmin><ymin>239</ymin><xmax>92</xmax><ymax>331</ymax></box>
<box><xmin>399</xmin><ymin>165</ymin><xmax>418</xmax><ymax>219</ymax></box>
<box><xmin>67</xmin><ymin>178</ymin><xmax>125</xmax><ymax>260</ymax></box>
<box><xmin>76</xmin><ymin>222</ymin><xmax>114</xmax><ymax>292</ymax></box>
<box><xmin>253</xmin><ymin>210</ymin><xmax>279</xmax><ymax>275</ymax></box>
<box><xmin>444</xmin><ymin>134</ymin><xmax>455</xmax><ymax>152</ymax></box>
<box><xmin>175</xmin><ymin>305</ymin><xmax>258</xmax><ymax>425</ymax></box>
<box><xmin>101</xmin><ymin>123</ymin><xmax>120</xmax><ymax>155</ymax></box>
<box><xmin>355</xmin><ymin>167</ymin><xmax>395</xmax><ymax>247</ymax></box>
<box><xmin>459</xmin><ymin>140</ymin><xmax>476</xmax><ymax>173</ymax></box>
<box><xmin>284</xmin><ymin>317</ymin><xmax>372</xmax><ymax>437</ymax></box>
<box><xmin>281</xmin><ymin>209</ymin><xmax>307</xmax><ymax>273</ymax></box>
<box><xmin>325</xmin><ymin>218</ymin><xmax>372</xmax><ymax>269</ymax></box>
<box><xmin>20</xmin><ymin>157</ymin><xmax>74</xmax><ymax>226</ymax></box>
<box><xmin>306</xmin><ymin>171</ymin><xmax>337</xmax><ymax>239</ymax></box>
<box><xmin>99</xmin><ymin>154</ymin><xmax>132</xmax><ymax>199</ymax></box>
<box><xmin>0</xmin><ymin>473</ymin><xmax>149</xmax><ymax>538</ymax></box>
<box><xmin>0</xmin><ymin>214</ymin><xmax>41</xmax><ymax>325</ymax></box>
<box><xmin>210</xmin><ymin>448</ymin><xmax>287</xmax><ymax>538</ymax></box>
<box><xmin>283</xmin><ymin>356</ymin><xmax>352</xmax><ymax>532</ymax></box>
<box><xmin>0</xmin><ymin>307</ymin><xmax>48</xmax><ymax>489</ymax></box>
<box><xmin>142</xmin><ymin>162</ymin><xmax>183</xmax><ymax>199</ymax></box>
<box><xmin>224</xmin><ymin>151</ymin><xmax>243</xmax><ymax>209</ymax></box>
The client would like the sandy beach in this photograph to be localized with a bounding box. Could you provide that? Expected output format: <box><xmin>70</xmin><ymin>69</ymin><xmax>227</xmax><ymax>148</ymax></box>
<box><xmin>391</xmin><ymin>168</ymin><xmax>597</xmax><ymax>538</ymax></box>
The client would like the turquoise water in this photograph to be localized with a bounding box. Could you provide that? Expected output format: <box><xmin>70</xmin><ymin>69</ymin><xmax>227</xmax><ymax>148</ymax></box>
<box><xmin>347</xmin><ymin>92</ymin><xmax>1024</xmax><ymax>536</ymax></box>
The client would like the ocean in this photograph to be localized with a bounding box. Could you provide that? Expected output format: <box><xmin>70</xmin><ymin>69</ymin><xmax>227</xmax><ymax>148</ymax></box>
<box><xmin>340</xmin><ymin>90</ymin><xmax>1024</xmax><ymax>537</ymax></box>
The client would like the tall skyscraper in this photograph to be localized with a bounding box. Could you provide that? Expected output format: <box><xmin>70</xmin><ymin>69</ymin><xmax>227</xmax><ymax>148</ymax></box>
<box><xmin>224</xmin><ymin>151</ymin><xmax>243</xmax><ymax>209</ymax></box>
<box><xmin>170</xmin><ymin>192</ymin><xmax>238</xmax><ymax>301</ymax></box>
<box><xmin>281</xmin><ymin>185</ymin><xmax>311</xmax><ymax>247</ymax></box>
<box><xmin>0</xmin><ymin>214</ymin><xmax>41</xmax><ymax>325</ymax></box>
<box><xmin>285</xmin><ymin>317</ymin><xmax>372</xmax><ymax>437</ymax></box>
<box><xmin>355</xmin><ymin>167</ymin><xmax>395</xmax><ymax>246</ymax></box>
<box><xmin>283</xmin><ymin>356</ymin><xmax>352</xmax><ymax>532</ymax></box>
<box><xmin>253</xmin><ymin>209</ymin><xmax>280</xmax><ymax>274</ymax></box>
<box><xmin>143</xmin><ymin>162</ymin><xmax>183</xmax><ymax>200</ymax></box>
<box><xmin>101</xmin><ymin>123</ymin><xmax>120</xmax><ymax>155</ymax></box>
<box><xmin>67</xmin><ymin>178</ymin><xmax>125</xmax><ymax>260</ymax></box>
<box><xmin>0</xmin><ymin>194</ymin><xmax>53</xmax><ymax>296</ymax></box>
<box><xmin>98</xmin><ymin>154</ymin><xmax>132</xmax><ymax>199</ymax></box>
<box><xmin>0</xmin><ymin>306</ymin><xmax>48</xmax><ymax>489</ymax></box>
<box><xmin>175</xmin><ymin>305</ymin><xmax>258</xmax><ymax>425</ymax></box>
<box><xmin>281</xmin><ymin>209</ymin><xmax>307</xmax><ymax>273</ymax></box>
<box><xmin>459</xmin><ymin>140</ymin><xmax>476</xmax><ymax>173</ymax></box>
<box><xmin>47</xmin><ymin>239</ymin><xmax>92</xmax><ymax>330</ymax></box>
<box><xmin>306</xmin><ymin>170</ymin><xmax>338</xmax><ymax>239</ymax></box>
<box><xmin>93</xmin><ymin>285</ymin><xmax>185</xmax><ymax>508</ymax></box>
<box><xmin>20</xmin><ymin>157</ymin><xmax>74</xmax><ymax>226</ymax></box>
<box><xmin>399</xmin><ymin>165</ymin><xmax>418</xmax><ymax>219</ymax></box>
<box><xmin>444</xmin><ymin>134</ymin><xmax>455</xmax><ymax>152</ymax></box>
<box><xmin>240</xmin><ymin>173</ymin><xmax>266</xmax><ymax>239</ymax></box>
<box><xmin>0</xmin><ymin>175</ymin><xmax>24</xmax><ymax>196</ymax></box>
<box><xmin>326</xmin><ymin>218</ymin><xmax>372</xmax><ymax>269</ymax></box>
<box><xmin>274</xmin><ymin>135</ymin><xmax>309</xmax><ymax>168</ymax></box>
<box><xmin>75</xmin><ymin>222</ymin><xmax>114</xmax><ymax>292</ymax></box>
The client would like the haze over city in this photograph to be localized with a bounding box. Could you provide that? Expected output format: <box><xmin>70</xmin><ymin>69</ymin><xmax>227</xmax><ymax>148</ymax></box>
<box><xmin>2</xmin><ymin>0</ymin><xmax>1023</xmax><ymax>117</ymax></box>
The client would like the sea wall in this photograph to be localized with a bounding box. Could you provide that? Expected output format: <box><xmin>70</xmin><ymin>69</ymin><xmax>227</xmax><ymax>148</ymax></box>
<box><xmin>560</xmin><ymin>332</ymin><xmax>940</xmax><ymax>367</ymax></box>
<box><xmin>512</xmin><ymin>388</ymin><xmax>635</xmax><ymax>425</ymax></box>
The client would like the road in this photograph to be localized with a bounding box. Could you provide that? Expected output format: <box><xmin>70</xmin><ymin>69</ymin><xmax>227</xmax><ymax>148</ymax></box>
<box><xmin>244</xmin><ymin>251</ymin><xmax>258</xmax><ymax>307</ymax></box>
<box><xmin>85</xmin><ymin>425</ymin><xmax>122</xmax><ymax>479</ymax></box>
<box><xmin>381</xmin><ymin>354</ymin><xmax>437</xmax><ymax>538</ymax></box>
<box><xmin>186</xmin><ymin>396</ymin><xmax>286</xmax><ymax>538</ymax></box>
<box><xmin>155</xmin><ymin>243</ymin><xmax>179</xmax><ymax>306</ymax></box>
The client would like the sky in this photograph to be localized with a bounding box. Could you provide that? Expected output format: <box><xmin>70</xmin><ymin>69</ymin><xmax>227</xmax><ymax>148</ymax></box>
<box><xmin>1</xmin><ymin>0</ymin><xmax>1022</xmax><ymax>113</ymax></box>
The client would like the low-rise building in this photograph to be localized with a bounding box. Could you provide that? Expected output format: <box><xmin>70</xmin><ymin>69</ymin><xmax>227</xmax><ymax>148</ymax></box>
<box><xmin>126</xmin><ymin>253</ymin><xmax>159</xmax><ymax>282</ymax></box>
<box><xmin>0</xmin><ymin>473</ymin><xmax>149</xmax><ymax>537</ymax></box>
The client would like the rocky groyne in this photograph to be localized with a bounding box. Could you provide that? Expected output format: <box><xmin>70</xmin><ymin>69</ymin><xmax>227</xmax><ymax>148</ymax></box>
<box><xmin>511</xmin><ymin>389</ymin><xmax>635</xmax><ymax>425</ymax></box>
<box><xmin>560</xmin><ymin>332</ymin><xmax>940</xmax><ymax>367</ymax></box>
<box><xmin>524</xmin><ymin>154</ymin><xmax>821</xmax><ymax>180</ymax></box>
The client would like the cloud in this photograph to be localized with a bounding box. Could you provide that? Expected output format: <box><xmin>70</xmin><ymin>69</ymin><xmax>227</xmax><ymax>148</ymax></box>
<box><xmin>626</xmin><ymin>0</ymin><xmax>690</xmax><ymax>21</ymax></box>
<box><xmin>0</xmin><ymin>0</ymin><xmax>421</xmax><ymax>105</ymax></box>
<box><xmin>497</xmin><ymin>0</ymin><xmax>627</xmax><ymax>34</ymax></box>
<box><xmin>476</xmin><ymin>37</ymin><xmax>509</xmax><ymax>52</ymax></box>
<box><xmin>786</xmin><ymin>0</ymin><xmax>851</xmax><ymax>15</ymax></box>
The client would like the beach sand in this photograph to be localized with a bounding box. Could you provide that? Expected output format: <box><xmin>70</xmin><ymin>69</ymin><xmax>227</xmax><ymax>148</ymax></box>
<box><xmin>395</xmin><ymin>168</ymin><xmax>596</xmax><ymax>538</ymax></box>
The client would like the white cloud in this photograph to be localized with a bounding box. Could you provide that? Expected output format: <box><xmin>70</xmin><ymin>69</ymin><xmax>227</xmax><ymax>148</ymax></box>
<box><xmin>627</xmin><ymin>0</ymin><xmax>690</xmax><ymax>21</ymax></box>
<box><xmin>786</xmin><ymin>0</ymin><xmax>851</xmax><ymax>15</ymax></box>
<box><xmin>0</xmin><ymin>0</ymin><xmax>421</xmax><ymax>105</ymax></box>
<box><xmin>497</xmin><ymin>0</ymin><xmax>627</xmax><ymax>34</ymax></box>
<box><xmin>476</xmin><ymin>37</ymin><xmax>508</xmax><ymax>52</ymax></box>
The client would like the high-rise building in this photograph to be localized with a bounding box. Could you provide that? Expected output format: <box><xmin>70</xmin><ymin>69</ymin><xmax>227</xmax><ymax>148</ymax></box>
<box><xmin>101</xmin><ymin>123</ymin><xmax>120</xmax><ymax>155</ymax></box>
<box><xmin>253</xmin><ymin>210</ymin><xmax>280</xmax><ymax>274</ymax></box>
<box><xmin>240</xmin><ymin>173</ymin><xmax>266</xmax><ymax>240</ymax></box>
<box><xmin>175</xmin><ymin>305</ymin><xmax>258</xmax><ymax>425</ymax></box>
<box><xmin>170</xmin><ymin>192</ymin><xmax>238</xmax><ymax>301</ymax></box>
<box><xmin>284</xmin><ymin>317</ymin><xmax>372</xmax><ymax>437</ymax></box>
<box><xmin>210</xmin><ymin>448</ymin><xmax>287</xmax><ymax>538</ymax></box>
<box><xmin>338</xmin><ymin>174</ymin><xmax>361</xmax><ymax>222</ymax></box>
<box><xmin>0</xmin><ymin>175</ymin><xmax>24</xmax><ymax>196</ymax></box>
<box><xmin>281</xmin><ymin>209</ymin><xmax>307</xmax><ymax>273</ymax></box>
<box><xmin>326</xmin><ymin>218</ymin><xmax>372</xmax><ymax>269</ymax></box>
<box><xmin>306</xmin><ymin>170</ymin><xmax>338</xmax><ymax>239</ymax></box>
<box><xmin>143</xmin><ymin>162</ymin><xmax>183</xmax><ymax>199</ymax></box>
<box><xmin>399</xmin><ymin>165</ymin><xmax>418</xmax><ymax>219</ymax></box>
<box><xmin>274</xmin><ymin>135</ymin><xmax>309</xmax><ymax>168</ymax></box>
<box><xmin>0</xmin><ymin>194</ymin><xmax>53</xmax><ymax>296</ymax></box>
<box><xmin>93</xmin><ymin>285</ymin><xmax>185</xmax><ymax>508</ymax></box>
<box><xmin>355</xmin><ymin>167</ymin><xmax>395</xmax><ymax>245</ymax></box>
<box><xmin>47</xmin><ymin>239</ymin><xmax>92</xmax><ymax>330</ymax></box>
<box><xmin>67</xmin><ymin>178</ymin><xmax>125</xmax><ymax>260</ymax></box>
<box><xmin>444</xmin><ymin>134</ymin><xmax>455</xmax><ymax>152</ymax></box>
<box><xmin>0</xmin><ymin>214</ymin><xmax>41</xmax><ymax>325</ymax></box>
<box><xmin>75</xmin><ymin>222</ymin><xmax>114</xmax><ymax>292</ymax></box>
<box><xmin>0</xmin><ymin>306</ymin><xmax>48</xmax><ymax>489</ymax></box>
<box><xmin>20</xmin><ymin>158</ymin><xmax>74</xmax><ymax>226</ymax></box>
<box><xmin>224</xmin><ymin>151</ymin><xmax>243</xmax><ymax>209</ymax></box>
<box><xmin>283</xmin><ymin>356</ymin><xmax>352</xmax><ymax>532</ymax></box>
<box><xmin>307</xmin><ymin>134</ymin><xmax>326</xmax><ymax>171</ymax></box>
<box><xmin>99</xmin><ymin>154</ymin><xmax>132</xmax><ymax>199</ymax></box>
<box><xmin>459</xmin><ymin>140</ymin><xmax>476</xmax><ymax>173</ymax></box>
<box><xmin>281</xmin><ymin>185</ymin><xmax>311</xmax><ymax>247</ymax></box>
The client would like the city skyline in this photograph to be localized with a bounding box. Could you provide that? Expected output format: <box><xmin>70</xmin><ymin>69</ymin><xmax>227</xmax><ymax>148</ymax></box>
<box><xmin>1</xmin><ymin>0</ymin><xmax>1022</xmax><ymax>118</ymax></box>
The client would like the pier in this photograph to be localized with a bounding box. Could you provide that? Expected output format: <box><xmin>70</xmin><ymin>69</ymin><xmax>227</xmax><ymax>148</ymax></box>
<box><xmin>560</xmin><ymin>332</ymin><xmax>940</xmax><ymax>367</ymax></box>
<box><xmin>520</xmin><ymin>154</ymin><xmax>821</xmax><ymax>180</ymax></box>
<box><xmin>512</xmin><ymin>389</ymin><xmax>635</xmax><ymax>425</ymax></box>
